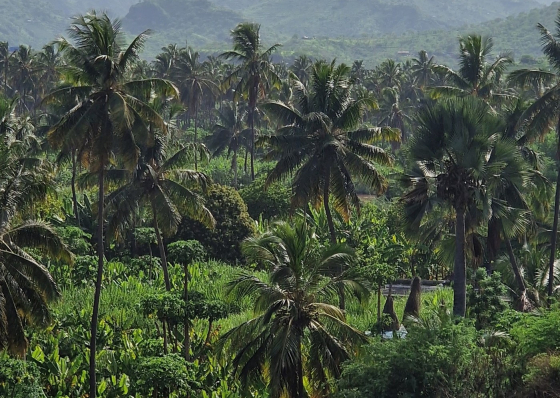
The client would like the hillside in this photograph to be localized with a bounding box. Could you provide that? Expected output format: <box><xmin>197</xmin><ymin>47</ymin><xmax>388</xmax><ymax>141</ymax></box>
<box><xmin>121</xmin><ymin>0</ymin><xmax>243</xmax><ymax>49</ymax></box>
<box><xmin>237</xmin><ymin>0</ymin><xmax>544</xmax><ymax>39</ymax></box>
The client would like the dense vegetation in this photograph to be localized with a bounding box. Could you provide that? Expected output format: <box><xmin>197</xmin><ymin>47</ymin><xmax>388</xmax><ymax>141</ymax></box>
<box><xmin>5</xmin><ymin>8</ymin><xmax>560</xmax><ymax>398</ymax></box>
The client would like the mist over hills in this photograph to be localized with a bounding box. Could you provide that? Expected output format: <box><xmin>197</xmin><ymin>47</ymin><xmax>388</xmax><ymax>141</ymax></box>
<box><xmin>2</xmin><ymin>0</ymin><xmax>559</xmax><ymax>67</ymax></box>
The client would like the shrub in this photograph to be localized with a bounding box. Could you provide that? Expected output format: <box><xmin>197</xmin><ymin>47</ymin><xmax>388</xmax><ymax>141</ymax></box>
<box><xmin>239</xmin><ymin>175</ymin><xmax>291</xmax><ymax>220</ymax></box>
<box><xmin>133</xmin><ymin>354</ymin><xmax>197</xmax><ymax>397</ymax></box>
<box><xmin>176</xmin><ymin>184</ymin><xmax>255</xmax><ymax>263</ymax></box>
<box><xmin>467</xmin><ymin>269</ymin><xmax>508</xmax><ymax>329</ymax></box>
<box><xmin>335</xmin><ymin>320</ymin><xmax>513</xmax><ymax>397</ymax></box>
<box><xmin>167</xmin><ymin>240</ymin><xmax>206</xmax><ymax>265</ymax></box>
<box><xmin>523</xmin><ymin>352</ymin><xmax>560</xmax><ymax>396</ymax></box>
<box><xmin>0</xmin><ymin>355</ymin><xmax>42</xmax><ymax>397</ymax></box>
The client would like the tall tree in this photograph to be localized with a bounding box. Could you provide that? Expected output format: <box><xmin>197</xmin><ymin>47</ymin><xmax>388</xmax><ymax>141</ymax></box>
<box><xmin>507</xmin><ymin>11</ymin><xmax>560</xmax><ymax>298</ymax></box>
<box><xmin>401</xmin><ymin>96</ymin><xmax>524</xmax><ymax>316</ymax></box>
<box><xmin>221</xmin><ymin>22</ymin><xmax>281</xmax><ymax>180</ymax></box>
<box><xmin>46</xmin><ymin>12</ymin><xmax>176</xmax><ymax>397</ymax></box>
<box><xmin>0</xmin><ymin>111</ymin><xmax>72</xmax><ymax>357</ymax></box>
<box><xmin>262</xmin><ymin>60</ymin><xmax>396</xmax><ymax>245</ymax></box>
<box><xmin>173</xmin><ymin>46</ymin><xmax>219</xmax><ymax>170</ymax></box>
<box><xmin>208</xmin><ymin>101</ymin><xmax>250</xmax><ymax>189</ymax></box>
<box><xmin>432</xmin><ymin>34</ymin><xmax>512</xmax><ymax>104</ymax></box>
<box><xmin>219</xmin><ymin>220</ymin><xmax>367</xmax><ymax>398</ymax></box>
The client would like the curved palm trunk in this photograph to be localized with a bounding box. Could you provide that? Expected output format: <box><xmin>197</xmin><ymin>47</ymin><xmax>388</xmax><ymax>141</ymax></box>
<box><xmin>323</xmin><ymin>169</ymin><xmax>345</xmax><ymax>309</ymax></box>
<box><xmin>453</xmin><ymin>207</ymin><xmax>467</xmax><ymax>317</ymax></box>
<box><xmin>505</xmin><ymin>235</ymin><xmax>528</xmax><ymax>311</ymax></box>
<box><xmin>548</xmin><ymin>153</ymin><xmax>560</xmax><ymax>298</ymax></box>
<box><xmin>152</xmin><ymin>201</ymin><xmax>171</xmax><ymax>291</ymax></box>
<box><xmin>89</xmin><ymin>168</ymin><xmax>105</xmax><ymax>398</ymax></box>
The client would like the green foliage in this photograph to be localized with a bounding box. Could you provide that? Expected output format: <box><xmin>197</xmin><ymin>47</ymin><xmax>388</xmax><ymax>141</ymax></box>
<box><xmin>510</xmin><ymin>308</ymin><xmax>560</xmax><ymax>359</ymax></box>
<box><xmin>0</xmin><ymin>354</ymin><xmax>42</xmax><ymax>397</ymax></box>
<box><xmin>177</xmin><ymin>184</ymin><xmax>255</xmax><ymax>263</ymax></box>
<box><xmin>56</xmin><ymin>226</ymin><xmax>92</xmax><ymax>255</ymax></box>
<box><xmin>467</xmin><ymin>269</ymin><xmax>509</xmax><ymax>329</ymax></box>
<box><xmin>523</xmin><ymin>352</ymin><xmax>560</xmax><ymax>396</ymax></box>
<box><xmin>133</xmin><ymin>354</ymin><xmax>197</xmax><ymax>397</ymax></box>
<box><xmin>239</xmin><ymin>175</ymin><xmax>291</xmax><ymax>220</ymax></box>
<box><xmin>167</xmin><ymin>240</ymin><xmax>206</xmax><ymax>265</ymax></box>
<box><xmin>335</xmin><ymin>319</ymin><xmax>513</xmax><ymax>397</ymax></box>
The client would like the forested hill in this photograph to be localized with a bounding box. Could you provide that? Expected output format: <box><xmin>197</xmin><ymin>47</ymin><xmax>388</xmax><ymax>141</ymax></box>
<box><xmin>210</xmin><ymin>0</ymin><xmax>544</xmax><ymax>39</ymax></box>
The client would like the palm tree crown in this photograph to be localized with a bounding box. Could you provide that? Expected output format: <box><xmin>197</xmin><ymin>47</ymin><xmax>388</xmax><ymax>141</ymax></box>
<box><xmin>263</xmin><ymin>60</ymin><xmax>397</xmax><ymax>244</ymax></box>
<box><xmin>219</xmin><ymin>220</ymin><xmax>367</xmax><ymax>398</ymax></box>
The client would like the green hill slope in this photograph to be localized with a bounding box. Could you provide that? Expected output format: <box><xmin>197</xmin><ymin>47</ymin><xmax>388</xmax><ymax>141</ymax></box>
<box><xmin>239</xmin><ymin>0</ymin><xmax>543</xmax><ymax>39</ymax></box>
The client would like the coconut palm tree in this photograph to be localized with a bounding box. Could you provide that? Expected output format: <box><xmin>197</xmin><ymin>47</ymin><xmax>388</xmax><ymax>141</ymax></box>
<box><xmin>103</xmin><ymin>140</ymin><xmax>215</xmax><ymax>291</ymax></box>
<box><xmin>221</xmin><ymin>22</ymin><xmax>281</xmax><ymax>180</ymax></box>
<box><xmin>506</xmin><ymin>11</ymin><xmax>560</xmax><ymax>298</ymax></box>
<box><xmin>410</xmin><ymin>50</ymin><xmax>436</xmax><ymax>89</ymax></box>
<box><xmin>401</xmin><ymin>96</ymin><xmax>525</xmax><ymax>316</ymax></box>
<box><xmin>207</xmin><ymin>101</ymin><xmax>250</xmax><ymax>188</ymax></box>
<box><xmin>262</xmin><ymin>60</ymin><xmax>397</xmax><ymax>245</ymax></box>
<box><xmin>219</xmin><ymin>220</ymin><xmax>367</xmax><ymax>398</ymax></box>
<box><xmin>0</xmin><ymin>116</ymin><xmax>72</xmax><ymax>357</ymax></box>
<box><xmin>46</xmin><ymin>12</ymin><xmax>177</xmax><ymax>397</ymax></box>
<box><xmin>172</xmin><ymin>46</ymin><xmax>219</xmax><ymax>170</ymax></box>
<box><xmin>432</xmin><ymin>35</ymin><xmax>512</xmax><ymax>104</ymax></box>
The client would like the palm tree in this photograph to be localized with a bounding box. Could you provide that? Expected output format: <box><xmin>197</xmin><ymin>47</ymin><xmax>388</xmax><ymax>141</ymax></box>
<box><xmin>410</xmin><ymin>50</ymin><xmax>436</xmax><ymax>89</ymax></box>
<box><xmin>262</xmin><ymin>60</ymin><xmax>396</xmax><ymax>245</ymax></box>
<box><xmin>432</xmin><ymin>35</ymin><xmax>512</xmax><ymax>104</ymax></box>
<box><xmin>173</xmin><ymin>46</ymin><xmax>219</xmax><ymax>170</ymax></box>
<box><xmin>221</xmin><ymin>22</ymin><xmax>281</xmax><ymax>180</ymax></box>
<box><xmin>104</xmin><ymin>140</ymin><xmax>215</xmax><ymax>291</ymax></box>
<box><xmin>207</xmin><ymin>101</ymin><xmax>251</xmax><ymax>188</ymax></box>
<box><xmin>219</xmin><ymin>220</ymin><xmax>367</xmax><ymax>398</ymax></box>
<box><xmin>506</xmin><ymin>11</ymin><xmax>560</xmax><ymax>298</ymax></box>
<box><xmin>401</xmin><ymin>96</ymin><xmax>524</xmax><ymax>316</ymax></box>
<box><xmin>0</xmin><ymin>117</ymin><xmax>72</xmax><ymax>357</ymax></box>
<box><xmin>46</xmin><ymin>12</ymin><xmax>176</xmax><ymax>397</ymax></box>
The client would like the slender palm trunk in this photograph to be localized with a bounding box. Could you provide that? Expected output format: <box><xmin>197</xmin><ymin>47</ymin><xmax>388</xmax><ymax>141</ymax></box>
<box><xmin>152</xmin><ymin>202</ymin><xmax>171</xmax><ymax>291</ymax></box>
<box><xmin>250</xmin><ymin>107</ymin><xmax>255</xmax><ymax>181</ymax></box>
<box><xmin>295</xmin><ymin>334</ymin><xmax>304</xmax><ymax>398</ymax></box>
<box><xmin>204</xmin><ymin>319</ymin><xmax>213</xmax><ymax>345</ymax></box>
<box><xmin>194</xmin><ymin>102</ymin><xmax>199</xmax><ymax>171</ymax></box>
<box><xmin>89</xmin><ymin>167</ymin><xmax>105</xmax><ymax>398</ymax></box>
<box><xmin>549</xmin><ymin>148</ymin><xmax>560</xmax><ymax>297</ymax></box>
<box><xmin>232</xmin><ymin>147</ymin><xmax>238</xmax><ymax>189</ymax></box>
<box><xmin>71</xmin><ymin>150</ymin><xmax>80</xmax><ymax>227</ymax></box>
<box><xmin>184</xmin><ymin>263</ymin><xmax>190</xmax><ymax>361</ymax></box>
<box><xmin>453</xmin><ymin>207</ymin><xmax>467</xmax><ymax>317</ymax></box>
<box><xmin>324</xmin><ymin>169</ymin><xmax>345</xmax><ymax>309</ymax></box>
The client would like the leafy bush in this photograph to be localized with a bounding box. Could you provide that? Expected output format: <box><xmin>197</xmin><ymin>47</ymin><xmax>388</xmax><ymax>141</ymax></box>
<box><xmin>523</xmin><ymin>352</ymin><xmax>560</xmax><ymax>396</ymax></box>
<box><xmin>167</xmin><ymin>240</ymin><xmax>206</xmax><ymax>265</ymax></box>
<box><xmin>335</xmin><ymin>319</ymin><xmax>513</xmax><ymax>397</ymax></box>
<box><xmin>0</xmin><ymin>354</ymin><xmax>42</xmax><ymax>397</ymax></box>
<box><xmin>467</xmin><ymin>269</ymin><xmax>509</xmax><ymax>329</ymax></box>
<box><xmin>239</xmin><ymin>175</ymin><xmax>291</xmax><ymax>220</ymax></box>
<box><xmin>56</xmin><ymin>226</ymin><xmax>92</xmax><ymax>255</ymax></box>
<box><xmin>176</xmin><ymin>184</ymin><xmax>255</xmax><ymax>263</ymax></box>
<box><xmin>133</xmin><ymin>354</ymin><xmax>197</xmax><ymax>397</ymax></box>
<box><xmin>510</xmin><ymin>308</ymin><xmax>560</xmax><ymax>359</ymax></box>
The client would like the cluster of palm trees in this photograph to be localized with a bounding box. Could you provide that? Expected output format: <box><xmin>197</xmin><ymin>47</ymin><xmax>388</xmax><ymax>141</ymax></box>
<box><xmin>4</xmin><ymin>7</ymin><xmax>560</xmax><ymax>398</ymax></box>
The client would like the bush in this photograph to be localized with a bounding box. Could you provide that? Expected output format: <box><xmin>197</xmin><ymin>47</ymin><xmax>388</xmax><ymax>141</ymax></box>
<box><xmin>523</xmin><ymin>352</ymin><xmax>560</xmax><ymax>396</ymax></box>
<box><xmin>133</xmin><ymin>354</ymin><xmax>197</xmax><ymax>397</ymax></box>
<box><xmin>176</xmin><ymin>184</ymin><xmax>255</xmax><ymax>263</ymax></box>
<box><xmin>335</xmin><ymin>320</ymin><xmax>514</xmax><ymax>397</ymax></box>
<box><xmin>467</xmin><ymin>269</ymin><xmax>508</xmax><ymax>329</ymax></box>
<box><xmin>0</xmin><ymin>355</ymin><xmax>42</xmax><ymax>397</ymax></box>
<box><xmin>167</xmin><ymin>240</ymin><xmax>206</xmax><ymax>265</ymax></box>
<box><xmin>239</xmin><ymin>175</ymin><xmax>291</xmax><ymax>220</ymax></box>
<box><xmin>510</xmin><ymin>308</ymin><xmax>560</xmax><ymax>359</ymax></box>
